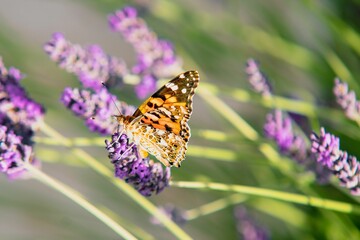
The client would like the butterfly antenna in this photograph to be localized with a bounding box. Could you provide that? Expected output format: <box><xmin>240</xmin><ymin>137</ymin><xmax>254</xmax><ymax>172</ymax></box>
<box><xmin>101</xmin><ymin>81</ymin><xmax>123</xmax><ymax>116</ymax></box>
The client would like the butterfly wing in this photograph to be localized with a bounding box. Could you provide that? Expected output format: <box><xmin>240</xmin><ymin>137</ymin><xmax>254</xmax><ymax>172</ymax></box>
<box><xmin>133</xmin><ymin>70</ymin><xmax>199</xmax><ymax>117</ymax></box>
<box><xmin>134</xmin><ymin>108</ymin><xmax>188</xmax><ymax>167</ymax></box>
<box><xmin>130</xmin><ymin>70</ymin><xmax>200</xmax><ymax>167</ymax></box>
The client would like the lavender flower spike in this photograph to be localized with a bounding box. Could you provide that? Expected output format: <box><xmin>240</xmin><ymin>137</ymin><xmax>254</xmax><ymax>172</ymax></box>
<box><xmin>0</xmin><ymin>121</ymin><xmax>40</xmax><ymax>180</ymax></box>
<box><xmin>234</xmin><ymin>207</ymin><xmax>270</xmax><ymax>240</ymax></box>
<box><xmin>0</xmin><ymin>58</ymin><xmax>45</xmax><ymax>130</ymax></box>
<box><xmin>44</xmin><ymin>33</ymin><xmax>127</xmax><ymax>91</ymax></box>
<box><xmin>264</xmin><ymin>110</ymin><xmax>331</xmax><ymax>183</ymax></box>
<box><xmin>246</xmin><ymin>59</ymin><xmax>272</xmax><ymax>97</ymax></box>
<box><xmin>61</xmin><ymin>87</ymin><xmax>135</xmax><ymax>135</ymax></box>
<box><xmin>264</xmin><ymin>110</ymin><xmax>295</xmax><ymax>153</ymax></box>
<box><xmin>108</xmin><ymin>6</ymin><xmax>183</xmax><ymax>98</ymax></box>
<box><xmin>0</xmin><ymin>58</ymin><xmax>43</xmax><ymax>180</ymax></box>
<box><xmin>333</xmin><ymin>78</ymin><xmax>360</xmax><ymax>122</ymax></box>
<box><xmin>105</xmin><ymin>132</ymin><xmax>170</xmax><ymax>196</ymax></box>
<box><xmin>311</xmin><ymin>128</ymin><xmax>360</xmax><ymax>195</ymax></box>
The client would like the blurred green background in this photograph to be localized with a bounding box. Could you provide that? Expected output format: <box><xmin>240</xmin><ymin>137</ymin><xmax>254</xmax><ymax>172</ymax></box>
<box><xmin>1</xmin><ymin>0</ymin><xmax>360</xmax><ymax>239</ymax></box>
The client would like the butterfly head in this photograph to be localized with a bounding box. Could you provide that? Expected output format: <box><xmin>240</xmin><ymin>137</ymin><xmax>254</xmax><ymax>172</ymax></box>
<box><xmin>116</xmin><ymin>115</ymin><xmax>133</xmax><ymax>126</ymax></box>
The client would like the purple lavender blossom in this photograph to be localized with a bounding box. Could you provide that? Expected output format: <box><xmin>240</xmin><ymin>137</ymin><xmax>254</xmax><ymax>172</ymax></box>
<box><xmin>0</xmin><ymin>58</ymin><xmax>45</xmax><ymax>130</ymax></box>
<box><xmin>311</xmin><ymin>128</ymin><xmax>360</xmax><ymax>195</ymax></box>
<box><xmin>264</xmin><ymin>110</ymin><xmax>331</xmax><ymax>183</ymax></box>
<box><xmin>61</xmin><ymin>87</ymin><xmax>135</xmax><ymax>135</ymax></box>
<box><xmin>246</xmin><ymin>59</ymin><xmax>272</xmax><ymax>97</ymax></box>
<box><xmin>264</xmin><ymin>110</ymin><xmax>294</xmax><ymax>152</ymax></box>
<box><xmin>134</xmin><ymin>74</ymin><xmax>157</xmax><ymax>99</ymax></box>
<box><xmin>105</xmin><ymin>132</ymin><xmax>170</xmax><ymax>196</ymax></box>
<box><xmin>150</xmin><ymin>205</ymin><xmax>187</xmax><ymax>226</ymax></box>
<box><xmin>0</xmin><ymin>58</ymin><xmax>44</xmax><ymax>179</ymax></box>
<box><xmin>333</xmin><ymin>78</ymin><xmax>360</xmax><ymax>122</ymax></box>
<box><xmin>108</xmin><ymin>6</ymin><xmax>182</xmax><ymax>99</ymax></box>
<box><xmin>44</xmin><ymin>33</ymin><xmax>127</xmax><ymax>91</ymax></box>
<box><xmin>0</xmin><ymin>125</ymin><xmax>41</xmax><ymax>180</ymax></box>
<box><xmin>234</xmin><ymin>207</ymin><xmax>270</xmax><ymax>240</ymax></box>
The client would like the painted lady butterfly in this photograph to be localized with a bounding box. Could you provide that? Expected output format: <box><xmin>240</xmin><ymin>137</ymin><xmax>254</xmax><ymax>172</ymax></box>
<box><xmin>116</xmin><ymin>70</ymin><xmax>200</xmax><ymax>167</ymax></box>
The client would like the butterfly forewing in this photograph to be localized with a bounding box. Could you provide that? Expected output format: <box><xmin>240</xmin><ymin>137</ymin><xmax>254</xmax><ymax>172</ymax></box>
<box><xmin>132</xmin><ymin>70</ymin><xmax>200</xmax><ymax>117</ymax></box>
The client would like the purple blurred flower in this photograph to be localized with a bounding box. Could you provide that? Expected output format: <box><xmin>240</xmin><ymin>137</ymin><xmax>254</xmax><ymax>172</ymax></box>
<box><xmin>61</xmin><ymin>87</ymin><xmax>135</xmax><ymax>135</ymax></box>
<box><xmin>311</xmin><ymin>127</ymin><xmax>360</xmax><ymax>195</ymax></box>
<box><xmin>264</xmin><ymin>110</ymin><xmax>331</xmax><ymax>183</ymax></box>
<box><xmin>150</xmin><ymin>205</ymin><xmax>187</xmax><ymax>226</ymax></box>
<box><xmin>44</xmin><ymin>33</ymin><xmax>127</xmax><ymax>91</ymax></box>
<box><xmin>0</xmin><ymin>125</ymin><xmax>40</xmax><ymax>180</ymax></box>
<box><xmin>108</xmin><ymin>6</ymin><xmax>183</xmax><ymax>98</ymax></box>
<box><xmin>264</xmin><ymin>110</ymin><xmax>294</xmax><ymax>153</ymax></box>
<box><xmin>235</xmin><ymin>207</ymin><xmax>270</xmax><ymax>240</ymax></box>
<box><xmin>0</xmin><ymin>58</ymin><xmax>44</xmax><ymax>179</ymax></box>
<box><xmin>246</xmin><ymin>59</ymin><xmax>272</xmax><ymax>97</ymax></box>
<box><xmin>333</xmin><ymin>78</ymin><xmax>360</xmax><ymax>122</ymax></box>
<box><xmin>134</xmin><ymin>74</ymin><xmax>157</xmax><ymax>99</ymax></box>
<box><xmin>105</xmin><ymin>132</ymin><xmax>171</xmax><ymax>196</ymax></box>
<box><xmin>0</xmin><ymin>58</ymin><xmax>45</xmax><ymax>130</ymax></box>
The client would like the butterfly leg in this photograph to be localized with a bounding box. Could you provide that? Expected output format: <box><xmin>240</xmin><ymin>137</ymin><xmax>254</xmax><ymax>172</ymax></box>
<box><xmin>117</xmin><ymin>142</ymin><xmax>136</xmax><ymax>160</ymax></box>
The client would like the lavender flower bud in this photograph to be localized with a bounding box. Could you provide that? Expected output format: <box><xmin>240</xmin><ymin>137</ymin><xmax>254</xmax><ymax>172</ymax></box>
<box><xmin>61</xmin><ymin>87</ymin><xmax>135</xmax><ymax>135</ymax></box>
<box><xmin>105</xmin><ymin>132</ymin><xmax>170</xmax><ymax>196</ymax></box>
<box><xmin>44</xmin><ymin>33</ymin><xmax>127</xmax><ymax>91</ymax></box>
<box><xmin>311</xmin><ymin>128</ymin><xmax>360</xmax><ymax>195</ymax></box>
<box><xmin>264</xmin><ymin>110</ymin><xmax>331</xmax><ymax>183</ymax></box>
<box><xmin>333</xmin><ymin>78</ymin><xmax>360</xmax><ymax>122</ymax></box>
<box><xmin>0</xmin><ymin>58</ymin><xmax>45</xmax><ymax>130</ymax></box>
<box><xmin>108</xmin><ymin>6</ymin><xmax>182</xmax><ymax>98</ymax></box>
<box><xmin>246</xmin><ymin>59</ymin><xmax>272</xmax><ymax>97</ymax></box>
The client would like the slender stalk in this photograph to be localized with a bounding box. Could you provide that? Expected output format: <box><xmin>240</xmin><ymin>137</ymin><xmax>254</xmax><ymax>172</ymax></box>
<box><xmin>198</xmin><ymin>85</ymin><xmax>259</xmax><ymax>141</ymax></box>
<box><xmin>35</xmin><ymin>135</ymin><xmax>239</xmax><ymax>163</ymax></box>
<box><xmin>185</xmin><ymin>194</ymin><xmax>247</xmax><ymax>220</ymax></box>
<box><xmin>171</xmin><ymin>181</ymin><xmax>360</xmax><ymax>215</ymax></box>
<box><xmin>39</xmin><ymin>122</ymin><xmax>192</xmax><ymax>240</ymax></box>
<box><xmin>22</xmin><ymin>161</ymin><xmax>137</xmax><ymax>240</ymax></box>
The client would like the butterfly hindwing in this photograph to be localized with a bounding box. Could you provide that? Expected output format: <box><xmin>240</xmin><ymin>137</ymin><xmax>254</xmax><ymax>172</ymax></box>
<box><xmin>135</xmin><ymin>110</ymin><xmax>188</xmax><ymax>167</ymax></box>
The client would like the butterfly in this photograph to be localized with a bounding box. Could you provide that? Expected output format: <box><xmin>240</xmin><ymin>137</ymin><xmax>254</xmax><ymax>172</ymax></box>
<box><xmin>116</xmin><ymin>70</ymin><xmax>200</xmax><ymax>167</ymax></box>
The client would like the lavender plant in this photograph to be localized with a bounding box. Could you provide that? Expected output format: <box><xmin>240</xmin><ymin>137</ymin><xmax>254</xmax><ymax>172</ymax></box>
<box><xmin>0</xmin><ymin>59</ymin><xmax>44</xmax><ymax>179</ymax></box>
<box><xmin>2</xmin><ymin>2</ymin><xmax>360</xmax><ymax>240</ymax></box>
<box><xmin>247</xmin><ymin>59</ymin><xmax>332</xmax><ymax>184</ymax></box>
<box><xmin>44</xmin><ymin>7</ymin><xmax>175</xmax><ymax>196</ymax></box>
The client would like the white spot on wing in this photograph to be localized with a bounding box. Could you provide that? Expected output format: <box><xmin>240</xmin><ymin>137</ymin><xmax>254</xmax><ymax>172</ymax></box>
<box><xmin>160</xmin><ymin>138</ymin><xmax>168</xmax><ymax>147</ymax></box>
<box><xmin>166</xmin><ymin>82</ymin><xmax>179</xmax><ymax>91</ymax></box>
<box><xmin>179</xmin><ymin>74</ymin><xmax>185</xmax><ymax>79</ymax></box>
<box><xmin>181</xmin><ymin>88</ymin><xmax>187</xmax><ymax>93</ymax></box>
<box><xmin>157</xmin><ymin>130</ymin><xmax>165</xmax><ymax>135</ymax></box>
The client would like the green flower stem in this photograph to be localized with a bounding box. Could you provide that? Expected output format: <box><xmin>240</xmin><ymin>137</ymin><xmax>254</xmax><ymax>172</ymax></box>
<box><xmin>35</xmin><ymin>135</ymin><xmax>239</xmax><ymax>163</ymax></box>
<box><xmin>170</xmin><ymin>181</ymin><xmax>360</xmax><ymax>215</ymax></box>
<box><xmin>34</xmin><ymin>136</ymin><xmax>104</xmax><ymax>147</ymax></box>
<box><xmin>22</xmin><ymin>161</ymin><xmax>137</xmax><ymax>240</ymax></box>
<box><xmin>197</xmin><ymin>83</ymin><xmax>295</xmax><ymax>174</ymax></box>
<box><xmin>203</xmin><ymin>81</ymin><xmax>343</xmax><ymax>122</ymax></box>
<box><xmin>187</xmin><ymin>145</ymin><xmax>237</xmax><ymax>162</ymax></box>
<box><xmin>185</xmin><ymin>194</ymin><xmax>247</xmax><ymax>221</ymax></box>
<box><xmin>198</xmin><ymin>85</ymin><xmax>259</xmax><ymax>141</ymax></box>
<box><xmin>39</xmin><ymin>122</ymin><xmax>192</xmax><ymax>240</ymax></box>
<box><xmin>323</xmin><ymin>50</ymin><xmax>355</xmax><ymax>86</ymax></box>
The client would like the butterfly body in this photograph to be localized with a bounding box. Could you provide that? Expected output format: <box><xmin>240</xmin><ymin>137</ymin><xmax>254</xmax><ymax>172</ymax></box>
<box><xmin>116</xmin><ymin>70</ymin><xmax>200</xmax><ymax>167</ymax></box>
